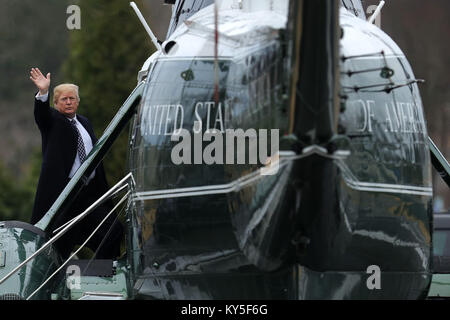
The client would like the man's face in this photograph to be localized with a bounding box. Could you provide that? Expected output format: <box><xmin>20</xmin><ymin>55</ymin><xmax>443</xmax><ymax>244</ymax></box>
<box><xmin>55</xmin><ymin>89</ymin><xmax>79</xmax><ymax>118</ymax></box>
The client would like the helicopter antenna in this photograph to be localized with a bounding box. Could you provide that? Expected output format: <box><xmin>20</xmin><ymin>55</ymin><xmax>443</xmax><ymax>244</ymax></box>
<box><xmin>368</xmin><ymin>0</ymin><xmax>385</xmax><ymax>25</ymax></box>
<box><xmin>130</xmin><ymin>1</ymin><xmax>163</xmax><ymax>52</ymax></box>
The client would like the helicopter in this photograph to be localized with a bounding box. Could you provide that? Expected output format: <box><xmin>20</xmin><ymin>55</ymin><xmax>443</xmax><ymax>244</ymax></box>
<box><xmin>0</xmin><ymin>0</ymin><xmax>449</xmax><ymax>300</ymax></box>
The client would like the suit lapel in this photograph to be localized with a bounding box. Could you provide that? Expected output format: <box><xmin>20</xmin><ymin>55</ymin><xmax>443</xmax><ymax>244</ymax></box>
<box><xmin>76</xmin><ymin>115</ymin><xmax>98</xmax><ymax>144</ymax></box>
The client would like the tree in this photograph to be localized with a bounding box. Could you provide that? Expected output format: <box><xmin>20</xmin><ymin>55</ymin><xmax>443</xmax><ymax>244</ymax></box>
<box><xmin>62</xmin><ymin>0</ymin><xmax>154</xmax><ymax>185</ymax></box>
<box><xmin>0</xmin><ymin>159</ymin><xmax>37</xmax><ymax>222</ymax></box>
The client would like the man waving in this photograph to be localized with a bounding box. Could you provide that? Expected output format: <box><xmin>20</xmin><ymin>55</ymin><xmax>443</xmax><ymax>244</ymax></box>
<box><xmin>30</xmin><ymin>67</ymin><xmax>123</xmax><ymax>260</ymax></box>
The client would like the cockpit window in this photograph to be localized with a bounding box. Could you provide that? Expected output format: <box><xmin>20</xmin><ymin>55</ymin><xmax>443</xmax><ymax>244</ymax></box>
<box><xmin>339</xmin><ymin>55</ymin><xmax>432</xmax><ymax>188</ymax></box>
<box><xmin>434</xmin><ymin>230</ymin><xmax>450</xmax><ymax>256</ymax></box>
<box><xmin>129</xmin><ymin>41</ymin><xmax>287</xmax><ymax>192</ymax></box>
<box><xmin>340</xmin><ymin>0</ymin><xmax>366</xmax><ymax>19</ymax></box>
<box><xmin>166</xmin><ymin>0</ymin><xmax>215</xmax><ymax>38</ymax></box>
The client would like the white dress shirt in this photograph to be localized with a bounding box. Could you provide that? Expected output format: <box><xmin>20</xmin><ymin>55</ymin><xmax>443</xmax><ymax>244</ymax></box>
<box><xmin>36</xmin><ymin>92</ymin><xmax>95</xmax><ymax>181</ymax></box>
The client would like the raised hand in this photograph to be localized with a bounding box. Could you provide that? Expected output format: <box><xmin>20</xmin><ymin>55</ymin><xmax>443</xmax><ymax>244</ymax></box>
<box><xmin>30</xmin><ymin>68</ymin><xmax>51</xmax><ymax>95</ymax></box>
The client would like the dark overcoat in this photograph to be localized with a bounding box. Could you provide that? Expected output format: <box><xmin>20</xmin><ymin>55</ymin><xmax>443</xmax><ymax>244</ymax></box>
<box><xmin>31</xmin><ymin>94</ymin><xmax>110</xmax><ymax>225</ymax></box>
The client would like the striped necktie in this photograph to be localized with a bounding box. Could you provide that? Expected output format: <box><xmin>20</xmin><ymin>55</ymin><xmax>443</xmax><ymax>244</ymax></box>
<box><xmin>70</xmin><ymin>119</ymin><xmax>87</xmax><ymax>163</ymax></box>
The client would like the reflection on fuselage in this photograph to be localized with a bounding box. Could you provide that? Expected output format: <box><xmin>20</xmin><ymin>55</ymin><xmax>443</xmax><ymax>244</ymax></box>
<box><xmin>126</xmin><ymin>38</ymin><xmax>433</xmax><ymax>300</ymax></box>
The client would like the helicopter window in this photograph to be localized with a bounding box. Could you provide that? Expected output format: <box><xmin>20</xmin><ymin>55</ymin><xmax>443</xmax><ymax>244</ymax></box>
<box><xmin>129</xmin><ymin>43</ymin><xmax>287</xmax><ymax>191</ymax></box>
<box><xmin>339</xmin><ymin>55</ymin><xmax>432</xmax><ymax>187</ymax></box>
<box><xmin>130</xmin><ymin>58</ymin><xmax>234</xmax><ymax>190</ymax></box>
<box><xmin>340</xmin><ymin>0</ymin><xmax>366</xmax><ymax>19</ymax></box>
<box><xmin>166</xmin><ymin>0</ymin><xmax>215</xmax><ymax>38</ymax></box>
<box><xmin>434</xmin><ymin>230</ymin><xmax>450</xmax><ymax>257</ymax></box>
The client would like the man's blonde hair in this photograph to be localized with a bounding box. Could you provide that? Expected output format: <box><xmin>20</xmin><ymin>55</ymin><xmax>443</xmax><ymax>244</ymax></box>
<box><xmin>53</xmin><ymin>84</ymin><xmax>80</xmax><ymax>105</ymax></box>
